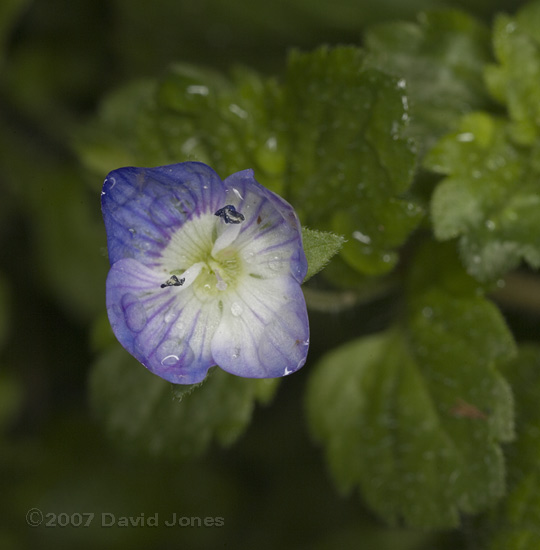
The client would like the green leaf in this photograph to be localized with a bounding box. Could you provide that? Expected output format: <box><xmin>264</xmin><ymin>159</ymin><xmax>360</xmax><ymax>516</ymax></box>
<box><xmin>90</xmin><ymin>346</ymin><xmax>280</xmax><ymax>458</ymax></box>
<box><xmin>485</xmin><ymin>2</ymin><xmax>540</xmax><ymax>145</ymax></box>
<box><xmin>301</xmin><ymin>228</ymin><xmax>345</xmax><ymax>282</ymax></box>
<box><xmin>366</xmin><ymin>9</ymin><xmax>493</xmax><ymax>153</ymax></box>
<box><xmin>75</xmin><ymin>80</ymin><xmax>163</xmax><ymax>176</ymax></box>
<box><xmin>426</xmin><ymin>111</ymin><xmax>540</xmax><ymax>281</ymax></box>
<box><xmin>306</xmin><ymin>274</ymin><xmax>515</xmax><ymax>527</ymax></box>
<box><xmin>77</xmin><ymin>64</ymin><xmax>288</xmax><ymax>196</ymax></box>
<box><xmin>158</xmin><ymin>64</ymin><xmax>288</xmax><ymax>195</ymax></box>
<box><xmin>284</xmin><ymin>46</ymin><xmax>422</xmax><ymax>275</ymax></box>
<box><xmin>77</xmin><ymin>47</ymin><xmax>423</xmax><ymax>278</ymax></box>
<box><xmin>481</xmin><ymin>346</ymin><xmax>540</xmax><ymax>550</ymax></box>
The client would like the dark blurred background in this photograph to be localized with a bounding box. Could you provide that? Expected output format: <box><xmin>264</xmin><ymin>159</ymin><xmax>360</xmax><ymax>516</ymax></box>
<box><xmin>0</xmin><ymin>0</ymin><xmax>531</xmax><ymax>548</ymax></box>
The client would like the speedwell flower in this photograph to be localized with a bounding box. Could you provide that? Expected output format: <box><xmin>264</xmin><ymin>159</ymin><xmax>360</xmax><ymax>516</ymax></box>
<box><xmin>102</xmin><ymin>162</ymin><xmax>309</xmax><ymax>384</ymax></box>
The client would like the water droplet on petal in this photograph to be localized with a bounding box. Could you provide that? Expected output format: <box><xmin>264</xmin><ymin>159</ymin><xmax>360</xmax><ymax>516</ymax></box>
<box><xmin>268</xmin><ymin>256</ymin><xmax>282</xmax><ymax>271</ymax></box>
<box><xmin>231</xmin><ymin>187</ymin><xmax>244</xmax><ymax>200</ymax></box>
<box><xmin>231</xmin><ymin>302</ymin><xmax>243</xmax><ymax>316</ymax></box>
<box><xmin>161</xmin><ymin>354</ymin><xmax>180</xmax><ymax>366</ymax></box>
<box><xmin>121</xmin><ymin>293</ymin><xmax>147</xmax><ymax>332</ymax></box>
<box><xmin>216</xmin><ymin>279</ymin><xmax>228</xmax><ymax>291</ymax></box>
<box><xmin>157</xmin><ymin>339</ymin><xmax>194</xmax><ymax>369</ymax></box>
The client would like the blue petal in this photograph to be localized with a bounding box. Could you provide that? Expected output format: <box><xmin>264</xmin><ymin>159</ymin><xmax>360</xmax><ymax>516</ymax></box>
<box><xmin>106</xmin><ymin>258</ymin><xmax>220</xmax><ymax>384</ymax></box>
<box><xmin>103</xmin><ymin>162</ymin><xmax>310</xmax><ymax>383</ymax></box>
<box><xmin>222</xmin><ymin>169</ymin><xmax>308</xmax><ymax>283</ymax></box>
<box><xmin>101</xmin><ymin>162</ymin><xmax>226</xmax><ymax>266</ymax></box>
<box><xmin>211</xmin><ymin>275</ymin><xmax>309</xmax><ymax>378</ymax></box>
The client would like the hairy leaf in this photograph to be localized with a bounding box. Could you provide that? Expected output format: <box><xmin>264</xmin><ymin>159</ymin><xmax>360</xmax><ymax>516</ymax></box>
<box><xmin>284</xmin><ymin>46</ymin><xmax>422</xmax><ymax>275</ymax></box>
<box><xmin>426</xmin><ymin>112</ymin><xmax>540</xmax><ymax>281</ymax></box>
<box><xmin>485</xmin><ymin>1</ymin><xmax>540</xmax><ymax>145</ymax></box>
<box><xmin>301</xmin><ymin>228</ymin><xmax>345</xmax><ymax>282</ymax></box>
<box><xmin>481</xmin><ymin>346</ymin><xmax>540</xmax><ymax>550</ymax></box>
<box><xmin>306</xmin><ymin>248</ymin><xmax>515</xmax><ymax>528</ymax></box>
<box><xmin>90</xmin><ymin>346</ymin><xmax>279</xmax><ymax>459</ymax></box>
<box><xmin>366</xmin><ymin>9</ymin><xmax>493</xmax><ymax>153</ymax></box>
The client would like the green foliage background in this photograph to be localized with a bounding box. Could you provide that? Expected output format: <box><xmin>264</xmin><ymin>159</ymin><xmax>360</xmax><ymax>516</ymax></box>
<box><xmin>2</xmin><ymin>0</ymin><xmax>540</xmax><ymax>548</ymax></box>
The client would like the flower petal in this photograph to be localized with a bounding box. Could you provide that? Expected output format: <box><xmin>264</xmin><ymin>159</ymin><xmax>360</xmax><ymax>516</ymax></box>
<box><xmin>103</xmin><ymin>162</ymin><xmax>311</xmax><ymax>384</ymax></box>
<box><xmin>222</xmin><ymin>169</ymin><xmax>308</xmax><ymax>283</ymax></box>
<box><xmin>106</xmin><ymin>257</ymin><xmax>221</xmax><ymax>383</ymax></box>
<box><xmin>101</xmin><ymin>162</ymin><xmax>226</xmax><ymax>266</ymax></box>
<box><xmin>210</xmin><ymin>274</ymin><xmax>309</xmax><ymax>378</ymax></box>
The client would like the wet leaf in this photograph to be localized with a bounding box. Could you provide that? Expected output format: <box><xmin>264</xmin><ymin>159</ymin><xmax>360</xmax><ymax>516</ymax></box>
<box><xmin>426</xmin><ymin>112</ymin><xmax>540</xmax><ymax>281</ymax></box>
<box><xmin>284</xmin><ymin>46</ymin><xmax>422</xmax><ymax>275</ymax></box>
<box><xmin>306</xmin><ymin>246</ymin><xmax>515</xmax><ymax>528</ymax></box>
<box><xmin>481</xmin><ymin>346</ymin><xmax>540</xmax><ymax>550</ymax></box>
<box><xmin>485</xmin><ymin>1</ymin><xmax>540</xmax><ymax>145</ymax></box>
<box><xmin>366</xmin><ymin>9</ymin><xmax>493</xmax><ymax>153</ymax></box>
<box><xmin>90</xmin><ymin>346</ymin><xmax>279</xmax><ymax>458</ymax></box>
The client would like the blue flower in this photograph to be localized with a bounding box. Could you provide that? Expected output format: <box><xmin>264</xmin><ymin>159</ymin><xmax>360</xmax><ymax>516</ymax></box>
<box><xmin>102</xmin><ymin>162</ymin><xmax>309</xmax><ymax>384</ymax></box>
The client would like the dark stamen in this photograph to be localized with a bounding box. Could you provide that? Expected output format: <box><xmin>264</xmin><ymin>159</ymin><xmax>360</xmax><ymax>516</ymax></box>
<box><xmin>214</xmin><ymin>204</ymin><xmax>245</xmax><ymax>224</ymax></box>
<box><xmin>160</xmin><ymin>275</ymin><xmax>185</xmax><ymax>288</ymax></box>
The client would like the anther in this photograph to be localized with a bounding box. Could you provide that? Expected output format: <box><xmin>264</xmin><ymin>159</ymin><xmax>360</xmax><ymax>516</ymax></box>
<box><xmin>214</xmin><ymin>204</ymin><xmax>245</xmax><ymax>224</ymax></box>
<box><xmin>160</xmin><ymin>275</ymin><xmax>185</xmax><ymax>288</ymax></box>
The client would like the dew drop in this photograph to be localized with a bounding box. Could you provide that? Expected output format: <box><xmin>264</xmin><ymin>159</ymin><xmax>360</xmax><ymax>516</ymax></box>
<box><xmin>422</xmin><ymin>307</ymin><xmax>433</xmax><ymax>319</ymax></box>
<box><xmin>186</xmin><ymin>85</ymin><xmax>209</xmax><ymax>96</ymax></box>
<box><xmin>231</xmin><ymin>187</ymin><xmax>244</xmax><ymax>200</ymax></box>
<box><xmin>231</xmin><ymin>302</ymin><xmax>243</xmax><ymax>317</ymax></box>
<box><xmin>352</xmin><ymin>231</ymin><xmax>371</xmax><ymax>244</ymax></box>
<box><xmin>161</xmin><ymin>354</ymin><xmax>180</xmax><ymax>367</ymax></box>
<box><xmin>121</xmin><ymin>293</ymin><xmax>147</xmax><ymax>332</ymax></box>
<box><xmin>229</xmin><ymin>104</ymin><xmax>248</xmax><ymax>119</ymax></box>
<box><xmin>216</xmin><ymin>280</ymin><xmax>228</xmax><ymax>291</ymax></box>
<box><xmin>267</xmin><ymin>256</ymin><xmax>282</xmax><ymax>271</ymax></box>
<box><xmin>157</xmin><ymin>339</ymin><xmax>194</xmax><ymax>368</ymax></box>
<box><xmin>456</xmin><ymin>132</ymin><xmax>475</xmax><ymax>142</ymax></box>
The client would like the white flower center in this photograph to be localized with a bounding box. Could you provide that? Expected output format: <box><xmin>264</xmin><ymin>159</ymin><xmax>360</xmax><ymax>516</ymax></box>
<box><xmin>159</xmin><ymin>213</ymin><xmax>244</xmax><ymax>302</ymax></box>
